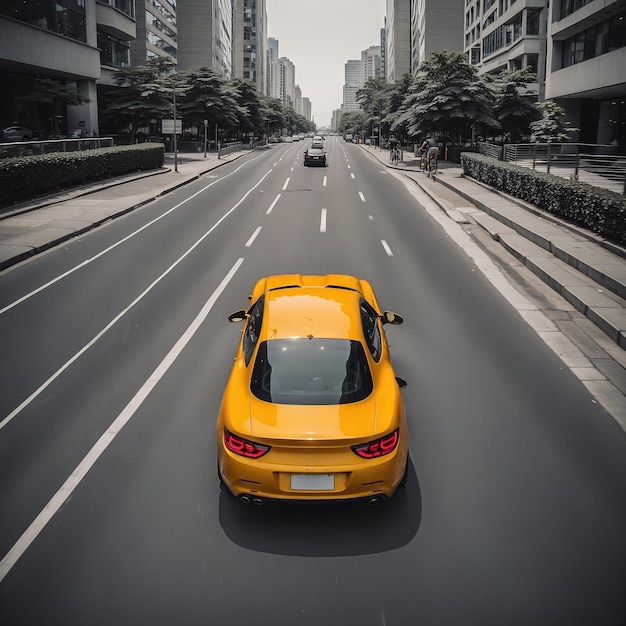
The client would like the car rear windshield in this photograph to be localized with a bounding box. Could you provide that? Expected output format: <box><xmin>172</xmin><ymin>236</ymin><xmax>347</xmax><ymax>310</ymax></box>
<box><xmin>251</xmin><ymin>338</ymin><xmax>373</xmax><ymax>405</ymax></box>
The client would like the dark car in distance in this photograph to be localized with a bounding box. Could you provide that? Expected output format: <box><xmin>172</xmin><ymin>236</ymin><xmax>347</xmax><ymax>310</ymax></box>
<box><xmin>304</xmin><ymin>147</ymin><xmax>327</xmax><ymax>167</ymax></box>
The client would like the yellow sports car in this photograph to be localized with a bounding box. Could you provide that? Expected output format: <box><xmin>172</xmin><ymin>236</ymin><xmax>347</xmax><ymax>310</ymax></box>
<box><xmin>217</xmin><ymin>274</ymin><xmax>408</xmax><ymax>505</ymax></box>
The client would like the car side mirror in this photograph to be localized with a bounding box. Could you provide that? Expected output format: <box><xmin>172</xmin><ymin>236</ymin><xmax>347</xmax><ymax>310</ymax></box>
<box><xmin>396</xmin><ymin>377</ymin><xmax>407</xmax><ymax>388</ymax></box>
<box><xmin>381</xmin><ymin>311</ymin><xmax>403</xmax><ymax>325</ymax></box>
<box><xmin>228</xmin><ymin>309</ymin><xmax>247</xmax><ymax>323</ymax></box>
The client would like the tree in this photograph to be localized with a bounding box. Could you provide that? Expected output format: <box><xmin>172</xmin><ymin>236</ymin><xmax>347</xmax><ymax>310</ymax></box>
<box><xmin>393</xmin><ymin>51</ymin><xmax>498</xmax><ymax>145</ymax></box>
<box><xmin>174</xmin><ymin>67</ymin><xmax>241</xmax><ymax>137</ymax></box>
<box><xmin>231</xmin><ymin>78</ymin><xmax>265</xmax><ymax>138</ymax></box>
<box><xmin>488</xmin><ymin>66</ymin><xmax>541</xmax><ymax>143</ymax></box>
<box><xmin>99</xmin><ymin>57</ymin><xmax>173</xmax><ymax>142</ymax></box>
<box><xmin>357</xmin><ymin>76</ymin><xmax>392</xmax><ymax>143</ymax></box>
<box><xmin>530</xmin><ymin>100</ymin><xmax>578</xmax><ymax>143</ymax></box>
<box><xmin>336</xmin><ymin>111</ymin><xmax>367</xmax><ymax>136</ymax></box>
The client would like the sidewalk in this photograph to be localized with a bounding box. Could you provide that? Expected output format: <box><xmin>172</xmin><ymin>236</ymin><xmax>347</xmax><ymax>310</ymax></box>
<box><xmin>361</xmin><ymin>145</ymin><xmax>626</xmax><ymax>351</ymax></box>
<box><xmin>1</xmin><ymin>144</ymin><xmax>625</xmax><ymax>353</ymax></box>
<box><xmin>0</xmin><ymin>149</ymin><xmax>250</xmax><ymax>271</ymax></box>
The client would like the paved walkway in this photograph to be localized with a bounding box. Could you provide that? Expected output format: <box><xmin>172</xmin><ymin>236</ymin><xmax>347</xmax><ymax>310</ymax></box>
<box><xmin>1</xmin><ymin>144</ymin><xmax>625</xmax><ymax>355</ymax></box>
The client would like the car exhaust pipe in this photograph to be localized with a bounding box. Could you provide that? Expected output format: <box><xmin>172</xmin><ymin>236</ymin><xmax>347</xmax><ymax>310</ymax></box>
<box><xmin>240</xmin><ymin>495</ymin><xmax>252</xmax><ymax>504</ymax></box>
<box><xmin>252</xmin><ymin>498</ymin><xmax>265</xmax><ymax>506</ymax></box>
<box><xmin>368</xmin><ymin>496</ymin><xmax>385</xmax><ymax>506</ymax></box>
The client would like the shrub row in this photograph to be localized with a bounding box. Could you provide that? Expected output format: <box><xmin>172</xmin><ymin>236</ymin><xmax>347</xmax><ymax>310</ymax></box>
<box><xmin>460</xmin><ymin>152</ymin><xmax>626</xmax><ymax>246</ymax></box>
<box><xmin>0</xmin><ymin>143</ymin><xmax>165</xmax><ymax>208</ymax></box>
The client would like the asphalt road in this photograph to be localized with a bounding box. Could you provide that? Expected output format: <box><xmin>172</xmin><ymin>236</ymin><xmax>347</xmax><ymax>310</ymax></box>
<box><xmin>1</xmin><ymin>138</ymin><xmax>624</xmax><ymax>625</ymax></box>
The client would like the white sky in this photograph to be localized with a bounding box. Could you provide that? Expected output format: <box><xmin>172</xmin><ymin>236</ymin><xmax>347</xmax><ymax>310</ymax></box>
<box><xmin>265</xmin><ymin>0</ymin><xmax>386</xmax><ymax>128</ymax></box>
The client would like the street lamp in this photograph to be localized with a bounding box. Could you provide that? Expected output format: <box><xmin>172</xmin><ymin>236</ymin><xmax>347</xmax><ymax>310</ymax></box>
<box><xmin>203</xmin><ymin>118</ymin><xmax>208</xmax><ymax>157</ymax></box>
<box><xmin>173</xmin><ymin>87</ymin><xmax>178</xmax><ymax>171</ymax></box>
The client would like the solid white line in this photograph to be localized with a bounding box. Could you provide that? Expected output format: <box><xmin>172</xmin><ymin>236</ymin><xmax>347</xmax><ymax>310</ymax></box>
<box><xmin>245</xmin><ymin>226</ymin><xmax>262</xmax><ymax>247</ymax></box>
<box><xmin>359</xmin><ymin>192</ymin><xmax>366</xmax><ymax>202</ymax></box>
<box><xmin>381</xmin><ymin>240</ymin><xmax>393</xmax><ymax>256</ymax></box>
<box><xmin>0</xmin><ymin>155</ymin><xmax>265</xmax><ymax>316</ymax></box>
<box><xmin>266</xmin><ymin>193</ymin><xmax>281</xmax><ymax>214</ymax></box>
<box><xmin>323</xmin><ymin>176</ymin><xmax>327</xmax><ymax>187</ymax></box>
<box><xmin>0</xmin><ymin>171</ymin><xmax>271</xmax><ymax>431</ymax></box>
<box><xmin>320</xmin><ymin>208</ymin><xmax>327</xmax><ymax>233</ymax></box>
<box><xmin>0</xmin><ymin>258</ymin><xmax>244</xmax><ymax>583</ymax></box>
<box><xmin>282</xmin><ymin>178</ymin><xmax>290</xmax><ymax>190</ymax></box>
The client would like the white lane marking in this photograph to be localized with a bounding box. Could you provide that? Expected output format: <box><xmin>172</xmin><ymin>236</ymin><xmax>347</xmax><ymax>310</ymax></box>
<box><xmin>0</xmin><ymin>258</ymin><xmax>244</xmax><ymax>583</ymax></box>
<box><xmin>291</xmin><ymin>167</ymin><xmax>294</xmax><ymax>172</ymax></box>
<box><xmin>282</xmin><ymin>178</ymin><xmax>290</xmax><ymax>190</ymax></box>
<box><xmin>347</xmin><ymin>164</ymin><xmax>351</xmax><ymax>169</ymax></box>
<box><xmin>369</xmin><ymin>215</ymin><xmax>374</xmax><ymax>221</ymax></box>
<box><xmin>381</xmin><ymin>240</ymin><xmax>393</xmax><ymax>256</ymax></box>
<box><xmin>358</xmin><ymin>192</ymin><xmax>366</xmax><ymax>202</ymax></box>
<box><xmin>0</xmin><ymin>155</ymin><xmax>266</xmax><ymax>316</ymax></box>
<box><xmin>245</xmin><ymin>227</ymin><xmax>262</xmax><ymax>247</ymax></box>
<box><xmin>351</xmin><ymin>173</ymin><xmax>355</xmax><ymax>179</ymax></box>
<box><xmin>323</xmin><ymin>176</ymin><xmax>327</xmax><ymax>187</ymax></box>
<box><xmin>0</xmin><ymin>172</ymin><xmax>271</xmax><ymax>431</ymax></box>
<box><xmin>273</xmin><ymin>162</ymin><xmax>278</xmax><ymax>166</ymax></box>
<box><xmin>320</xmin><ymin>208</ymin><xmax>327</xmax><ymax>233</ymax></box>
<box><xmin>266</xmin><ymin>194</ymin><xmax>281</xmax><ymax>214</ymax></box>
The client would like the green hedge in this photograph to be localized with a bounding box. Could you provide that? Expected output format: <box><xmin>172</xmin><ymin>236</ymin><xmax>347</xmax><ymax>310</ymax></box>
<box><xmin>461</xmin><ymin>152</ymin><xmax>626</xmax><ymax>246</ymax></box>
<box><xmin>0</xmin><ymin>143</ymin><xmax>164</xmax><ymax>208</ymax></box>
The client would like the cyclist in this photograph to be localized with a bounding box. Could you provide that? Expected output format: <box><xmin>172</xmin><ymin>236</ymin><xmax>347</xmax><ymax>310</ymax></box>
<box><xmin>388</xmin><ymin>136</ymin><xmax>400</xmax><ymax>164</ymax></box>
<box><xmin>419</xmin><ymin>136</ymin><xmax>440</xmax><ymax>173</ymax></box>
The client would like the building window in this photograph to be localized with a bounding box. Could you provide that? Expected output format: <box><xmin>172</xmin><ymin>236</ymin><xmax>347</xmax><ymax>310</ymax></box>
<box><xmin>98</xmin><ymin>31</ymin><xmax>130</xmax><ymax>67</ymax></box>
<box><xmin>527</xmin><ymin>9</ymin><xmax>540</xmax><ymax>36</ymax></box>
<box><xmin>97</xmin><ymin>0</ymin><xmax>134</xmax><ymax>20</ymax></box>
<box><xmin>0</xmin><ymin>0</ymin><xmax>87</xmax><ymax>42</ymax></box>
<box><xmin>561</xmin><ymin>13</ymin><xmax>626</xmax><ymax>67</ymax></box>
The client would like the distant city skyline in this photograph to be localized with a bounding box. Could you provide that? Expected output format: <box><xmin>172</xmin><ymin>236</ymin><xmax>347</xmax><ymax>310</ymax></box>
<box><xmin>265</xmin><ymin>0</ymin><xmax>386</xmax><ymax>127</ymax></box>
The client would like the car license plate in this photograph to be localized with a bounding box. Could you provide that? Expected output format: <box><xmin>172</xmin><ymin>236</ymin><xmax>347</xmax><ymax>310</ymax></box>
<box><xmin>290</xmin><ymin>473</ymin><xmax>334</xmax><ymax>490</ymax></box>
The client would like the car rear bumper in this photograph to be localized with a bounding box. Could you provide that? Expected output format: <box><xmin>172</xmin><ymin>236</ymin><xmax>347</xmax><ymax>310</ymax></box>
<box><xmin>218</xmin><ymin>445</ymin><xmax>407</xmax><ymax>502</ymax></box>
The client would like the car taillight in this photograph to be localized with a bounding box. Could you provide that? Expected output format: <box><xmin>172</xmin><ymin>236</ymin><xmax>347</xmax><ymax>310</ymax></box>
<box><xmin>223</xmin><ymin>428</ymin><xmax>270</xmax><ymax>459</ymax></box>
<box><xmin>351</xmin><ymin>428</ymin><xmax>399</xmax><ymax>459</ymax></box>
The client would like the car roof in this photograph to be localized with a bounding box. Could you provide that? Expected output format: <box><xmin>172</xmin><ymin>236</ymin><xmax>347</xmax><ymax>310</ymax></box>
<box><xmin>258</xmin><ymin>275</ymin><xmax>367</xmax><ymax>341</ymax></box>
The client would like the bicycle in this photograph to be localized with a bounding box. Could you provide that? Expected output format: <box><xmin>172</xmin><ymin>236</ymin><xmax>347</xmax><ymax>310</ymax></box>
<box><xmin>427</xmin><ymin>153</ymin><xmax>438</xmax><ymax>176</ymax></box>
<box><xmin>390</xmin><ymin>147</ymin><xmax>400</xmax><ymax>165</ymax></box>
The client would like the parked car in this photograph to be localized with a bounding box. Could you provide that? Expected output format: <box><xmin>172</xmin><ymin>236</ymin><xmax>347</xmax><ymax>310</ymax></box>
<box><xmin>303</xmin><ymin>147</ymin><xmax>327</xmax><ymax>167</ymax></box>
<box><xmin>2</xmin><ymin>126</ymin><xmax>33</xmax><ymax>141</ymax></box>
<box><xmin>217</xmin><ymin>274</ymin><xmax>408</xmax><ymax>505</ymax></box>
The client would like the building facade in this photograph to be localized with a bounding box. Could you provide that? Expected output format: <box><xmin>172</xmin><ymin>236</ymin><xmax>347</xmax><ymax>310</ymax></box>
<box><xmin>232</xmin><ymin>0</ymin><xmax>268</xmax><ymax>94</ymax></box>
<box><xmin>177</xmin><ymin>0</ymin><xmax>232</xmax><ymax>77</ymax></box>
<box><xmin>130</xmin><ymin>0</ymin><xmax>177</xmax><ymax>67</ymax></box>
<box><xmin>386</xmin><ymin>0</ymin><xmax>411</xmax><ymax>81</ymax></box>
<box><xmin>361</xmin><ymin>45</ymin><xmax>382</xmax><ymax>83</ymax></box>
<box><xmin>411</xmin><ymin>0</ymin><xmax>464</xmax><ymax>70</ymax></box>
<box><xmin>463</xmin><ymin>0</ymin><xmax>547</xmax><ymax>99</ymax></box>
<box><xmin>0</xmin><ymin>0</ymin><xmax>137</xmax><ymax>136</ymax></box>
<box><xmin>545</xmin><ymin>0</ymin><xmax>626</xmax><ymax>144</ymax></box>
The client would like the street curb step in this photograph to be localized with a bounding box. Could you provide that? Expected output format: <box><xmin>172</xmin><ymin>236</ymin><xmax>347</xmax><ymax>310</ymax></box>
<box><xmin>471</xmin><ymin>213</ymin><xmax>626</xmax><ymax>349</ymax></box>
<box><xmin>434</xmin><ymin>175</ymin><xmax>626</xmax><ymax>302</ymax></box>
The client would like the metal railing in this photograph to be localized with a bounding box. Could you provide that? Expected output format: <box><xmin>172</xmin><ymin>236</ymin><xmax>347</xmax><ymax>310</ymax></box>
<box><xmin>0</xmin><ymin>137</ymin><xmax>114</xmax><ymax>159</ymax></box>
<box><xmin>478</xmin><ymin>142</ymin><xmax>626</xmax><ymax>195</ymax></box>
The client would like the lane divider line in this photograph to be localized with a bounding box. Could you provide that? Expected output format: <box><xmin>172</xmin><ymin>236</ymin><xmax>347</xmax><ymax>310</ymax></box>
<box><xmin>359</xmin><ymin>192</ymin><xmax>366</xmax><ymax>202</ymax></box>
<box><xmin>245</xmin><ymin>227</ymin><xmax>262</xmax><ymax>247</ymax></box>
<box><xmin>320</xmin><ymin>209</ymin><xmax>327</xmax><ymax>233</ymax></box>
<box><xmin>282</xmin><ymin>178</ymin><xmax>290</xmax><ymax>190</ymax></box>
<box><xmin>266</xmin><ymin>194</ymin><xmax>281</xmax><ymax>215</ymax></box>
<box><xmin>0</xmin><ymin>155</ymin><xmax>266</xmax><ymax>316</ymax></box>
<box><xmin>381</xmin><ymin>240</ymin><xmax>393</xmax><ymax>256</ymax></box>
<box><xmin>0</xmin><ymin>257</ymin><xmax>245</xmax><ymax>583</ymax></box>
<box><xmin>0</xmin><ymin>171</ymin><xmax>271</xmax><ymax>431</ymax></box>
